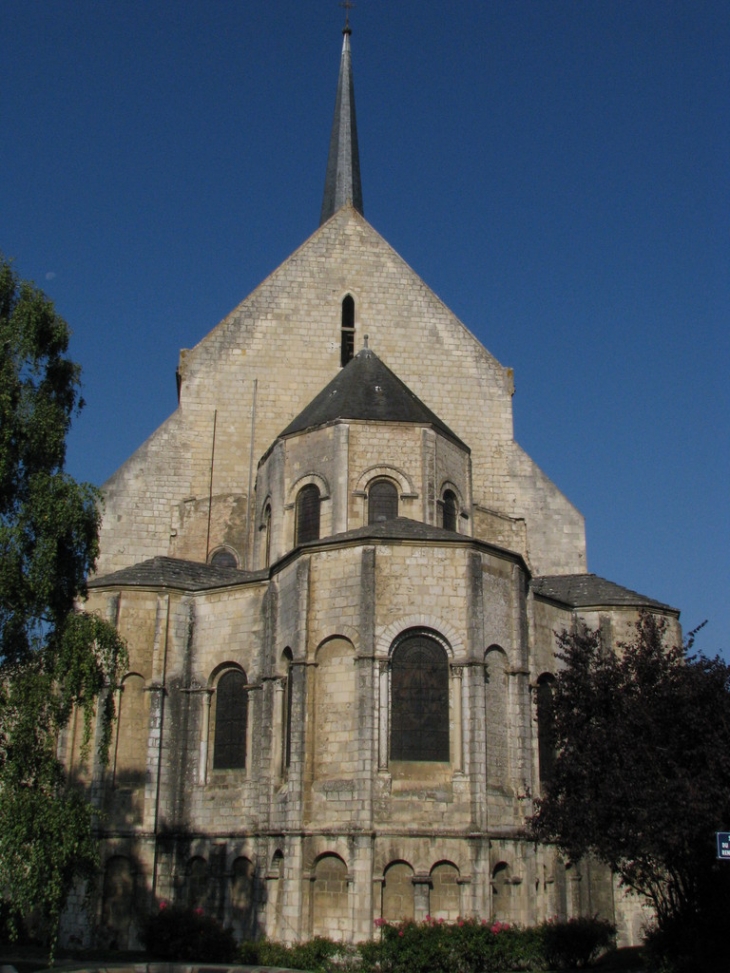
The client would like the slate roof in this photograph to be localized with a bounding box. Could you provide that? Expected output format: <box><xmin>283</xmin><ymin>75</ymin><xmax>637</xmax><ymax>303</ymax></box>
<box><xmin>278</xmin><ymin>348</ymin><xmax>469</xmax><ymax>449</ymax></box>
<box><xmin>320</xmin><ymin>27</ymin><xmax>363</xmax><ymax>225</ymax></box>
<box><xmin>88</xmin><ymin>519</ymin><xmax>528</xmax><ymax>592</ymax></box>
<box><xmin>88</xmin><ymin>556</ymin><xmax>267</xmax><ymax>592</ymax></box>
<box><xmin>324</xmin><ymin>516</ymin><xmax>467</xmax><ymax>544</ymax></box>
<box><xmin>531</xmin><ymin>573</ymin><xmax>678</xmax><ymax>612</ymax></box>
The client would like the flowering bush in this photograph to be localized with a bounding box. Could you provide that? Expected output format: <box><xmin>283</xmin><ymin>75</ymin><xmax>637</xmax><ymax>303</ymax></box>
<box><xmin>143</xmin><ymin>902</ymin><xmax>237</xmax><ymax>962</ymax></box>
<box><xmin>237</xmin><ymin>916</ymin><xmax>615</xmax><ymax>972</ymax></box>
<box><xmin>374</xmin><ymin>916</ymin><xmax>544</xmax><ymax>973</ymax></box>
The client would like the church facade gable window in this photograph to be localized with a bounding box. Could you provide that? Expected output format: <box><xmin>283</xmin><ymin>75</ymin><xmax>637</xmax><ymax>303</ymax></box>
<box><xmin>213</xmin><ymin>668</ymin><xmax>248</xmax><ymax>770</ymax></box>
<box><xmin>390</xmin><ymin>631</ymin><xmax>450</xmax><ymax>762</ymax></box>
<box><xmin>368</xmin><ymin>479</ymin><xmax>398</xmax><ymax>525</ymax></box>
<box><xmin>340</xmin><ymin>294</ymin><xmax>355</xmax><ymax>367</ymax></box>
<box><xmin>296</xmin><ymin>484</ymin><xmax>321</xmax><ymax>544</ymax></box>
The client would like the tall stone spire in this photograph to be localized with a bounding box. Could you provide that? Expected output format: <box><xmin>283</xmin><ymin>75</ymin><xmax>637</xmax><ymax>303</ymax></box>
<box><xmin>319</xmin><ymin>24</ymin><xmax>363</xmax><ymax>225</ymax></box>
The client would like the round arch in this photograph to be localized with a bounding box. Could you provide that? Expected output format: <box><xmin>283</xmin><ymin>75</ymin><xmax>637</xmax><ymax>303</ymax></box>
<box><xmin>354</xmin><ymin>464</ymin><xmax>415</xmax><ymax>497</ymax></box>
<box><xmin>377</xmin><ymin>616</ymin><xmax>462</xmax><ymax>658</ymax></box>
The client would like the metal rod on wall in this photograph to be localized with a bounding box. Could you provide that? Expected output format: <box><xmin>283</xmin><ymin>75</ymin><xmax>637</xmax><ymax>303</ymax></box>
<box><xmin>245</xmin><ymin>379</ymin><xmax>258</xmax><ymax>569</ymax></box>
<box><xmin>205</xmin><ymin>409</ymin><xmax>217</xmax><ymax>561</ymax></box>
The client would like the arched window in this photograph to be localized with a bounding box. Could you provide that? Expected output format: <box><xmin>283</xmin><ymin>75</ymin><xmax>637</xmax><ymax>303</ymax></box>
<box><xmin>442</xmin><ymin>489</ymin><xmax>458</xmax><ymax>532</ymax></box>
<box><xmin>213</xmin><ymin>669</ymin><xmax>248</xmax><ymax>770</ymax></box>
<box><xmin>296</xmin><ymin>485</ymin><xmax>320</xmax><ymax>544</ymax></box>
<box><xmin>341</xmin><ymin>295</ymin><xmax>355</xmax><ymax>367</ymax></box>
<box><xmin>537</xmin><ymin>673</ymin><xmax>557</xmax><ymax>786</ymax></box>
<box><xmin>368</xmin><ymin>480</ymin><xmax>398</xmax><ymax>525</ymax></box>
<box><xmin>390</xmin><ymin>632</ymin><xmax>449</xmax><ymax>762</ymax></box>
<box><xmin>210</xmin><ymin>548</ymin><xmax>238</xmax><ymax>569</ymax></box>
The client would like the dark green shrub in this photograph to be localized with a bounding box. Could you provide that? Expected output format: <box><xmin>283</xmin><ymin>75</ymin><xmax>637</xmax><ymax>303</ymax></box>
<box><xmin>643</xmin><ymin>916</ymin><xmax>727</xmax><ymax>973</ymax></box>
<box><xmin>0</xmin><ymin>899</ymin><xmax>28</xmax><ymax>945</ymax></box>
<box><xmin>244</xmin><ymin>936</ymin><xmax>352</xmax><ymax>971</ymax></box>
<box><xmin>539</xmin><ymin>916</ymin><xmax>616</xmax><ymax>969</ymax></box>
<box><xmin>143</xmin><ymin>902</ymin><xmax>237</xmax><ymax>962</ymax></box>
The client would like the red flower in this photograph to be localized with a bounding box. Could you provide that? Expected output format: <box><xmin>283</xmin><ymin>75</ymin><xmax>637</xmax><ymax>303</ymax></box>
<box><xmin>194</xmin><ymin>907</ymin><xmax>204</xmax><ymax>916</ymax></box>
<box><xmin>159</xmin><ymin>901</ymin><xmax>168</xmax><ymax>910</ymax></box>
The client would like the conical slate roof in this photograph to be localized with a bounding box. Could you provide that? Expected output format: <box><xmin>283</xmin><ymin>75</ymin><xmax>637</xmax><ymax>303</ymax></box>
<box><xmin>320</xmin><ymin>26</ymin><xmax>363</xmax><ymax>225</ymax></box>
<box><xmin>278</xmin><ymin>348</ymin><xmax>468</xmax><ymax>449</ymax></box>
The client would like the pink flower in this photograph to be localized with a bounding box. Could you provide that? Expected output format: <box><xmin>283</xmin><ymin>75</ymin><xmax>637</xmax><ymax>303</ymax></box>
<box><xmin>159</xmin><ymin>901</ymin><xmax>168</xmax><ymax>910</ymax></box>
<box><xmin>194</xmin><ymin>907</ymin><xmax>204</xmax><ymax>916</ymax></box>
<box><xmin>374</xmin><ymin>918</ymin><xmax>387</xmax><ymax>927</ymax></box>
<box><xmin>491</xmin><ymin>920</ymin><xmax>510</xmax><ymax>933</ymax></box>
<box><xmin>399</xmin><ymin>930</ymin><xmax>404</xmax><ymax>937</ymax></box>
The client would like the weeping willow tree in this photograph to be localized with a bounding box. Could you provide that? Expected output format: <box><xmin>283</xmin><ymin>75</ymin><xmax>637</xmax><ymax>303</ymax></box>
<box><xmin>0</xmin><ymin>255</ymin><xmax>126</xmax><ymax>959</ymax></box>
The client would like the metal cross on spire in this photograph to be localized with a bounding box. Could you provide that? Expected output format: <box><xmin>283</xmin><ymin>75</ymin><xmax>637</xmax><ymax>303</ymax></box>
<box><xmin>340</xmin><ymin>0</ymin><xmax>355</xmax><ymax>32</ymax></box>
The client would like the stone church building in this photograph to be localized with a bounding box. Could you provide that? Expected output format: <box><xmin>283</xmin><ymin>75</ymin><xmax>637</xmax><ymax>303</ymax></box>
<box><xmin>61</xmin><ymin>25</ymin><xmax>679</xmax><ymax>950</ymax></box>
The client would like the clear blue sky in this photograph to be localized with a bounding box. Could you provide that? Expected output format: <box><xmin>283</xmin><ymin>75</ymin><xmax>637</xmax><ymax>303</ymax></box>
<box><xmin>2</xmin><ymin>1</ymin><xmax>728</xmax><ymax>658</ymax></box>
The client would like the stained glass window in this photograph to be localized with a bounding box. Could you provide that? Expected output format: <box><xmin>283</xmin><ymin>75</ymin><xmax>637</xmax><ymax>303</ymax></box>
<box><xmin>390</xmin><ymin>633</ymin><xmax>449</xmax><ymax>761</ymax></box>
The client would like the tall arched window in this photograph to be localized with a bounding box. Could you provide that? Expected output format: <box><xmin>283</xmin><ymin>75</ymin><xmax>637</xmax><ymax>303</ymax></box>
<box><xmin>442</xmin><ymin>489</ymin><xmax>458</xmax><ymax>532</ymax></box>
<box><xmin>390</xmin><ymin>631</ymin><xmax>449</xmax><ymax>762</ymax></box>
<box><xmin>296</xmin><ymin>484</ymin><xmax>320</xmax><ymax>544</ymax></box>
<box><xmin>213</xmin><ymin>669</ymin><xmax>248</xmax><ymax>770</ymax></box>
<box><xmin>341</xmin><ymin>295</ymin><xmax>355</xmax><ymax>366</ymax></box>
<box><xmin>536</xmin><ymin>673</ymin><xmax>557</xmax><ymax>786</ymax></box>
<box><xmin>368</xmin><ymin>480</ymin><xmax>398</xmax><ymax>525</ymax></box>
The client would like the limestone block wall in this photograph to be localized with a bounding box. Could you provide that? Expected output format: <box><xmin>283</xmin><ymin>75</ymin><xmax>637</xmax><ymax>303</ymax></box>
<box><xmin>98</xmin><ymin>207</ymin><xmax>585</xmax><ymax>578</ymax></box>
<box><xmin>77</xmin><ymin>537</ymin><xmax>652</xmax><ymax>950</ymax></box>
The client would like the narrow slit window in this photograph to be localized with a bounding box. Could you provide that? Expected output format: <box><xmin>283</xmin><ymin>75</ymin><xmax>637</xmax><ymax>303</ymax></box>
<box><xmin>341</xmin><ymin>295</ymin><xmax>355</xmax><ymax>367</ymax></box>
<box><xmin>537</xmin><ymin>674</ymin><xmax>556</xmax><ymax>785</ymax></box>
<box><xmin>263</xmin><ymin>504</ymin><xmax>272</xmax><ymax>568</ymax></box>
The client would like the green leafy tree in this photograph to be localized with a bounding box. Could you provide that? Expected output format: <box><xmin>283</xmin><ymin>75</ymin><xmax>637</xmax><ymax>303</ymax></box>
<box><xmin>531</xmin><ymin>612</ymin><xmax>730</xmax><ymax>971</ymax></box>
<box><xmin>0</xmin><ymin>255</ymin><xmax>126</xmax><ymax>958</ymax></box>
